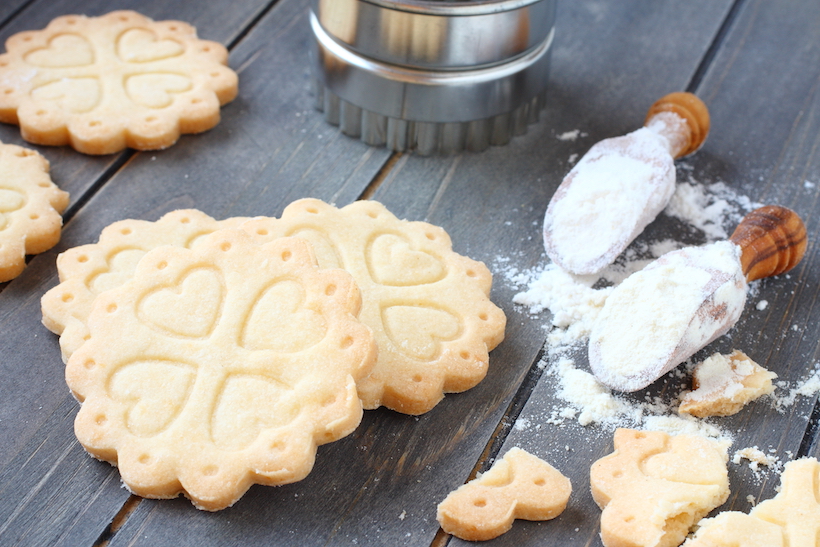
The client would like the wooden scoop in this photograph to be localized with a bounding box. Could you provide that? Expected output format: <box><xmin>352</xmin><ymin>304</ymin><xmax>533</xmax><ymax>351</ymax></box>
<box><xmin>589</xmin><ymin>206</ymin><xmax>806</xmax><ymax>392</ymax></box>
<box><xmin>543</xmin><ymin>92</ymin><xmax>710</xmax><ymax>275</ymax></box>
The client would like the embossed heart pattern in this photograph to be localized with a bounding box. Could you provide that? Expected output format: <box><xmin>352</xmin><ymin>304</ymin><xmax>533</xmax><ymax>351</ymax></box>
<box><xmin>0</xmin><ymin>11</ymin><xmax>238</xmax><ymax>154</ymax></box>
<box><xmin>0</xmin><ymin>141</ymin><xmax>69</xmax><ymax>282</ymax></box>
<box><xmin>49</xmin><ymin>199</ymin><xmax>506</xmax><ymax>509</ymax></box>
<box><xmin>66</xmin><ymin>230</ymin><xmax>377</xmax><ymax>510</ymax></box>
<box><xmin>243</xmin><ymin>198</ymin><xmax>507</xmax><ymax>416</ymax></box>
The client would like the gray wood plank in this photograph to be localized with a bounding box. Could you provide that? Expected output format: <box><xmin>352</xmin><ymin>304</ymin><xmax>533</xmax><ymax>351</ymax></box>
<box><xmin>0</xmin><ymin>0</ymin><xmax>29</xmax><ymax>29</ymax></box>
<box><xmin>105</xmin><ymin>1</ymin><xmax>736</xmax><ymax>546</ymax></box>
<box><xmin>0</xmin><ymin>0</ymin><xmax>388</xmax><ymax>545</ymax></box>
<box><xmin>449</xmin><ymin>0</ymin><xmax>820</xmax><ymax>546</ymax></box>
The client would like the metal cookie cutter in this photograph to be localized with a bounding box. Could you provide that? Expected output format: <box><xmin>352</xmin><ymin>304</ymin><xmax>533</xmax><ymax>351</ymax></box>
<box><xmin>310</xmin><ymin>0</ymin><xmax>557</xmax><ymax>154</ymax></box>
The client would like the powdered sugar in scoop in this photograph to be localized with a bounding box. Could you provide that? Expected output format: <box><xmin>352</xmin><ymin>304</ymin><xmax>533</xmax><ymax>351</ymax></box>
<box><xmin>543</xmin><ymin>126</ymin><xmax>676</xmax><ymax>275</ymax></box>
<box><xmin>500</xmin><ymin>177</ymin><xmax>764</xmax><ymax>439</ymax></box>
<box><xmin>589</xmin><ymin>240</ymin><xmax>747</xmax><ymax>392</ymax></box>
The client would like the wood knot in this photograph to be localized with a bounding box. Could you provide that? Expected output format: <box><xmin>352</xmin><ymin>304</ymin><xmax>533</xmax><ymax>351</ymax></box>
<box><xmin>729</xmin><ymin>205</ymin><xmax>807</xmax><ymax>282</ymax></box>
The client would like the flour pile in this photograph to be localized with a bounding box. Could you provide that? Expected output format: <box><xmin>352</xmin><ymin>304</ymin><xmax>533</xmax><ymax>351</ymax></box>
<box><xmin>504</xmin><ymin>174</ymin><xmax>818</xmax><ymax>443</ymax></box>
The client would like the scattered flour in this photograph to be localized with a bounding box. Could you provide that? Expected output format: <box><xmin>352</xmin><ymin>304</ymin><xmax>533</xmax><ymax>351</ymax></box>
<box><xmin>501</xmin><ymin>176</ymin><xmax>780</xmax><ymax>444</ymax></box>
<box><xmin>665</xmin><ymin>179</ymin><xmax>761</xmax><ymax>240</ymax></box>
<box><xmin>773</xmin><ymin>363</ymin><xmax>820</xmax><ymax>410</ymax></box>
<box><xmin>756</xmin><ymin>300</ymin><xmax>768</xmax><ymax>311</ymax></box>
<box><xmin>556</xmin><ymin>129</ymin><xmax>586</xmax><ymax>141</ymax></box>
<box><xmin>732</xmin><ymin>446</ymin><xmax>782</xmax><ymax>476</ymax></box>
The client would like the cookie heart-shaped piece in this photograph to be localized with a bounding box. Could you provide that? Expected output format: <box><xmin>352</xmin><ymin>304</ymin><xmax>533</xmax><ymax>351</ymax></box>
<box><xmin>31</xmin><ymin>77</ymin><xmax>100</xmax><ymax>113</ymax></box>
<box><xmin>210</xmin><ymin>373</ymin><xmax>299</xmax><ymax>450</ymax></box>
<box><xmin>137</xmin><ymin>267</ymin><xmax>223</xmax><ymax>338</ymax></box>
<box><xmin>117</xmin><ymin>28</ymin><xmax>184</xmax><ymax>63</ymax></box>
<box><xmin>366</xmin><ymin>233</ymin><xmax>445</xmax><ymax>286</ymax></box>
<box><xmin>382</xmin><ymin>304</ymin><xmax>461</xmax><ymax>360</ymax></box>
<box><xmin>125</xmin><ymin>73</ymin><xmax>192</xmax><ymax>108</ymax></box>
<box><xmin>109</xmin><ymin>359</ymin><xmax>196</xmax><ymax>437</ymax></box>
<box><xmin>240</xmin><ymin>279</ymin><xmax>327</xmax><ymax>352</ymax></box>
<box><xmin>24</xmin><ymin>33</ymin><xmax>94</xmax><ymax>67</ymax></box>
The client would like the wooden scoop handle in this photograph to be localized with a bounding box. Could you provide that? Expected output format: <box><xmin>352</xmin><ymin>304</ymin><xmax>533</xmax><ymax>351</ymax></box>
<box><xmin>729</xmin><ymin>205</ymin><xmax>807</xmax><ymax>282</ymax></box>
<box><xmin>644</xmin><ymin>92</ymin><xmax>710</xmax><ymax>158</ymax></box>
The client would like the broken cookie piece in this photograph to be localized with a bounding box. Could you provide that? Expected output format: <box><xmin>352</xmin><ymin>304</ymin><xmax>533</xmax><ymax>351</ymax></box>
<box><xmin>679</xmin><ymin>350</ymin><xmax>775</xmax><ymax>418</ymax></box>
<box><xmin>683</xmin><ymin>457</ymin><xmax>820</xmax><ymax>547</ymax></box>
<box><xmin>683</xmin><ymin>512</ymin><xmax>783</xmax><ymax>547</ymax></box>
<box><xmin>437</xmin><ymin>447</ymin><xmax>571</xmax><ymax>541</ymax></box>
<box><xmin>590</xmin><ymin>428</ymin><xmax>730</xmax><ymax>547</ymax></box>
<box><xmin>750</xmin><ymin>457</ymin><xmax>820</xmax><ymax>546</ymax></box>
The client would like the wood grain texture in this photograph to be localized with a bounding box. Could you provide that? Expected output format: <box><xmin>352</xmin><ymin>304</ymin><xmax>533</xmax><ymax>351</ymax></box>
<box><xmin>0</xmin><ymin>0</ymin><xmax>388</xmax><ymax>545</ymax></box>
<box><xmin>107</xmin><ymin>0</ymin><xmax>737</xmax><ymax>546</ymax></box>
<box><xmin>0</xmin><ymin>0</ymin><xmax>29</xmax><ymax>28</ymax></box>
<box><xmin>3</xmin><ymin>0</ymin><xmax>820</xmax><ymax>546</ymax></box>
<box><xmin>448</xmin><ymin>0</ymin><xmax>820</xmax><ymax>546</ymax></box>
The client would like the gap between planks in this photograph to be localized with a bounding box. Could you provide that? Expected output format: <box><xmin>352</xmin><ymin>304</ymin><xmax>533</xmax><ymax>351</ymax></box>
<box><xmin>428</xmin><ymin>343</ymin><xmax>551</xmax><ymax>547</ymax></box>
<box><xmin>93</xmin><ymin>495</ymin><xmax>141</xmax><ymax>547</ymax></box>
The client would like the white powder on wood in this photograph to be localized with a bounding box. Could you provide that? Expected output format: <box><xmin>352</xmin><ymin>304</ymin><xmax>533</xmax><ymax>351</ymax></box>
<box><xmin>665</xmin><ymin>179</ymin><xmax>761</xmax><ymax>240</ymax></box>
<box><xmin>773</xmin><ymin>364</ymin><xmax>820</xmax><ymax>410</ymax></box>
<box><xmin>502</xmin><ymin>177</ymin><xmax>762</xmax><ymax>440</ymax></box>
<box><xmin>556</xmin><ymin>129</ymin><xmax>586</xmax><ymax>141</ymax></box>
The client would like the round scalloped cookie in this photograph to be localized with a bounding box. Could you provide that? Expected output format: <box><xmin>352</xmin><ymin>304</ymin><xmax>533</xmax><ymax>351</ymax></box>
<box><xmin>67</xmin><ymin>231</ymin><xmax>376</xmax><ymax>510</ymax></box>
<box><xmin>241</xmin><ymin>199</ymin><xmax>507</xmax><ymax>415</ymax></box>
<box><xmin>0</xmin><ymin>11</ymin><xmax>238</xmax><ymax>154</ymax></box>
<box><xmin>41</xmin><ymin>209</ymin><xmax>248</xmax><ymax>362</ymax></box>
<box><xmin>0</xmin><ymin>140</ymin><xmax>68</xmax><ymax>282</ymax></box>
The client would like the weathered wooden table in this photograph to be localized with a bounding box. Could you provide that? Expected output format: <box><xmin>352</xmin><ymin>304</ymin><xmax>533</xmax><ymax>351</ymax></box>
<box><xmin>1</xmin><ymin>0</ymin><xmax>818</xmax><ymax>545</ymax></box>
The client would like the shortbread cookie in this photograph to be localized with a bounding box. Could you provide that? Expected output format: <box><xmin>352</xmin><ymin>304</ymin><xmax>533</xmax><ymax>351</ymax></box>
<box><xmin>0</xmin><ymin>140</ymin><xmax>68</xmax><ymax>281</ymax></box>
<box><xmin>66</xmin><ymin>230</ymin><xmax>376</xmax><ymax>510</ymax></box>
<box><xmin>682</xmin><ymin>512</ymin><xmax>783</xmax><ymax>547</ymax></box>
<box><xmin>437</xmin><ymin>447</ymin><xmax>571</xmax><ymax>541</ymax></box>
<box><xmin>750</xmin><ymin>457</ymin><xmax>820</xmax><ymax>546</ymax></box>
<box><xmin>41</xmin><ymin>209</ymin><xmax>247</xmax><ymax>362</ymax></box>
<box><xmin>241</xmin><ymin>198</ymin><xmax>506</xmax><ymax>415</ymax></box>
<box><xmin>679</xmin><ymin>350</ymin><xmax>776</xmax><ymax>418</ymax></box>
<box><xmin>0</xmin><ymin>11</ymin><xmax>238</xmax><ymax>154</ymax></box>
<box><xmin>684</xmin><ymin>457</ymin><xmax>820</xmax><ymax>547</ymax></box>
<box><xmin>590</xmin><ymin>428</ymin><xmax>730</xmax><ymax>547</ymax></box>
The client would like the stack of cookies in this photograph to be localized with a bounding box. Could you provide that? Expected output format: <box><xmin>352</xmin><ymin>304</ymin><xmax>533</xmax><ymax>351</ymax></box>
<box><xmin>41</xmin><ymin>198</ymin><xmax>507</xmax><ymax>510</ymax></box>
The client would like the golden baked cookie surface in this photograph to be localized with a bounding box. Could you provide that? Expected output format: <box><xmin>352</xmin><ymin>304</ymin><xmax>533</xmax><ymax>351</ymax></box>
<box><xmin>590</xmin><ymin>428</ymin><xmax>730</xmax><ymax>547</ymax></box>
<box><xmin>0</xmin><ymin>140</ymin><xmax>68</xmax><ymax>281</ymax></box>
<box><xmin>242</xmin><ymin>198</ymin><xmax>507</xmax><ymax>415</ymax></box>
<box><xmin>41</xmin><ymin>209</ymin><xmax>247</xmax><ymax>361</ymax></box>
<box><xmin>437</xmin><ymin>447</ymin><xmax>571</xmax><ymax>541</ymax></box>
<box><xmin>66</xmin><ymin>231</ymin><xmax>376</xmax><ymax>510</ymax></box>
<box><xmin>0</xmin><ymin>10</ymin><xmax>238</xmax><ymax>154</ymax></box>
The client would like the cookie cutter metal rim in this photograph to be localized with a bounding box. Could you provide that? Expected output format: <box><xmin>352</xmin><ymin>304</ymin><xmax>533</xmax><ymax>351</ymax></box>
<box><xmin>360</xmin><ymin>0</ymin><xmax>546</xmax><ymax>16</ymax></box>
<box><xmin>312</xmin><ymin>11</ymin><xmax>554</xmax><ymax>121</ymax></box>
<box><xmin>319</xmin><ymin>0</ymin><xmax>555</xmax><ymax>69</ymax></box>
<box><xmin>310</xmin><ymin>0</ymin><xmax>556</xmax><ymax>154</ymax></box>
